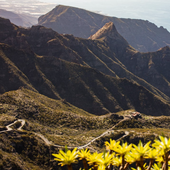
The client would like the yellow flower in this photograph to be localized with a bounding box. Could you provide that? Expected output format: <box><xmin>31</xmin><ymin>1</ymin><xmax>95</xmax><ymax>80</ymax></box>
<box><xmin>125</xmin><ymin>141</ymin><xmax>151</xmax><ymax>164</ymax></box>
<box><xmin>151</xmin><ymin>163</ymin><xmax>162</xmax><ymax>170</ymax></box>
<box><xmin>155</xmin><ymin>155</ymin><xmax>164</xmax><ymax>163</ymax></box>
<box><xmin>145</xmin><ymin>148</ymin><xmax>159</xmax><ymax>159</ymax></box>
<box><xmin>87</xmin><ymin>152</ymin><xmax>103</xmax><ymax>166</ymax></box>
<box><xmin>78</xmin><ymin>149</ymin><xmax>90</xmax><ymax>170</ymax></box>
<box><xmin>125</xmin><ymin>150</ymin><xmax>141</xmax><ymax>163</ymax></box>
<box><xmin>52</xmin><ymin>148</ymin><xmax>78</xmax><ymax>166</ymax></box>
<box><xmin>152</xmin><ymin>136</ymin><xmax>170</xmax><ymax>154</ymax></box>
<box><xmin>78</xmin><ymin>149</ymin><xmax>90</xmax><ymax>160</ymax></box>
<box><xmin>133</xmin><ymin>141</ymin><xmax>151</xmax><ymax>158</ymax></box>
<box><xmin>131</xmin><ymin>167</ymin><xmax>142</xmax><ymax>170</ymax></box>
<box><xmin>112</xmin><ymin>156</ymin><xmax>122</xmax><ymax>167</ymax></box>
<box><xmin>114</xmin><ymin>142</ymin><xmax>132</xmax><ymax>156</ymax></box>
<box><xmin>131</xmin><ymin>163</ymin><xmax>147</xmax><ymax>170</ymax></box>
<box><xmin>98</xmin><ymin>152</ymin><xmax>114</xmax><ymax>167</ymax></box>
<box><xmin>105</xmin><ymin>139</ymin><xmax>120</xmax><ymax>152</ymax></box>
<box><xmin>98</xmin><ymin>164</ymin><xmax>106</xmax><ymax>170</ymax></box>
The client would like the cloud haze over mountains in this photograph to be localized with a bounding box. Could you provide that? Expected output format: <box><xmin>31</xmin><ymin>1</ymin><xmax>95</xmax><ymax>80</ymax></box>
<box><xmin>0</xmin><ymin>0</ymin><xmax>169</xmax><ymax>31</ymax></box>
<box><xmin>0</xmin><ymin>0</ymin><xmax>55</xmax><ymax>17</ymax></box>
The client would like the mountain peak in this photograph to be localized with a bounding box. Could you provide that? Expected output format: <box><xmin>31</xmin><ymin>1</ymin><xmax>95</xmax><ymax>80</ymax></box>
<box><xmin>88</xmin><ymin>21</ymin><xmax>129</xmax><ymax>46</ymax></box>
<box><xmin>157</xmin><ymin>46</ymin><xmax>170</xmax><ymax>52</ymax></box>
<box><xmin>89</xmin><ymin>22</ymin><xmax>118</xmax><ymax>40</ymax></box>
<box><xmin>89</xmin><ymin>22</ymin><xmax>133</xmax><ymax>54</ymax></box>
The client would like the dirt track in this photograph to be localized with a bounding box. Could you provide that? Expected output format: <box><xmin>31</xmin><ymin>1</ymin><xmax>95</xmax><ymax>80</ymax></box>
<box><xmin>0</xmin><ymin>117</ymin><xmax>130</xmax><ymax>149</ymax></box>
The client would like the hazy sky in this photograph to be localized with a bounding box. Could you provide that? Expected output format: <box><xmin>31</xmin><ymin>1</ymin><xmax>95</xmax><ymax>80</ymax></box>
<box><xmin>39</xmin><ymin>0</ymin><xmax>170</xmax><ymax>31</ymax></box>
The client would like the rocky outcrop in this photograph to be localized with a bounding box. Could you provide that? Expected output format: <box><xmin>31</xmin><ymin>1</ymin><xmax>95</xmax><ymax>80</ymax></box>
<box><xmin>89</xmin><ymin>22</ymin><xmax>119</xmax><ymax>40</ymax></box>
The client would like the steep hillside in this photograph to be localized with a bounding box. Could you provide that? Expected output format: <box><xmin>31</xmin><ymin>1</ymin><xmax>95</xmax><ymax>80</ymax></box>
<box><xmin>0</xmin><ymin>9</ymin><xmax>37</xmax><ymax>27</ymax></box>
<box><xmin>0</xmin><ymin>44</ymin><xmax>36</xmax><ymax>93</ymax></box>
<box><xmin>38</xmin><ymin>5</ymin><xmax>170</xmax><ymax>52</ymax></box>
<box><xmin>0</xmin><ymin>17</ymin><xmax>168</xmax><ymax>103</ymax></box>
<box><xmin>0</xmin><ymin>88</ymin><xmax>125</xmax><ymax>130</ymax></box>
<box><xmin>0</xmin><ymin>130</ymin><xmax>53</xmax><ymax>170</ymax></box>
<box><xmin>1</xmin><ymin>89</ymin><xmax>170</xmax><ymax>169</ymax></box>
<box><xmin>111</xmin><ymin>45</ymin><xmax>170</xmax><ymax>98</ymax></box>
<box><xmin>89</xmin><ymin>22</ymin><xmax>170</xmax><ymax>99</ymax></box>
<box><xmin>0</xmin><ymin>43</ymin><xmax>170</xmax><ymax>116</ymax></box>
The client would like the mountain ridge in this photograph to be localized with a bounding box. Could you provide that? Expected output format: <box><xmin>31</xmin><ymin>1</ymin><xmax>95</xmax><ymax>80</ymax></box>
<box><xmin>1</xmin><ymin>41</ymin><xmax>170</xmax><ymax>116</ymax></box>
<box><xmin>38</xmin><ymin>5</ymin><xmax>170</xmax><ymax>52</ymax></box>
<box><xmin>1</xmin><ymin>17</ymin><xmax>170</xmax><ymax>103</ymax></box>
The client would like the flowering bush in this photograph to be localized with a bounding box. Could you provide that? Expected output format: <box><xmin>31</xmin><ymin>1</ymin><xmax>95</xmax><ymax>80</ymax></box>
<box><xmin>52</xmin><ymin>136</ymin><xmax>170</xmax><ymax>170</ymax></box>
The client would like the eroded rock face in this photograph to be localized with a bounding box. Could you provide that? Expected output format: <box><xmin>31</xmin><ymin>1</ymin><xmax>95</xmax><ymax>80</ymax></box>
<box><xmin>89</xmin><ymin>22</ymin><xmax>118</xmax><ymax>40</ymax></box>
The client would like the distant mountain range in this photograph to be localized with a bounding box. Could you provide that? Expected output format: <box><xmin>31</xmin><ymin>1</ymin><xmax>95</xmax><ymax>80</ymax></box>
<box><xmin>0</xmin><ymin>9</ymin><xmax>37</xmax><ymax>27</ymax></box>
<box><xmin>0</xmin><ymin>0</ymin><xmax>56</xmax><ymax>27</ymax></box>
<box><xmin>0</xmin><ymin>0</ymin><xmax>56</xmax><ymax>18</ymax></box>
<box><xmin>38</xmin><ymin>5</ymin><xmax>170</xmax><ymax>52</ymax></box>
<box><xmin>1</xmin><ymin>4</ymin><xmax>170</xmax><ymax>52</ymax></box>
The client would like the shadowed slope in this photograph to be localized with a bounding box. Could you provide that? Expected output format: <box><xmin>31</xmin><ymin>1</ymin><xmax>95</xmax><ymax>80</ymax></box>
<box><xmin>0</xmin><ymin>43</ymin><xmax>170</xmax><ymax>115</ymax></box>
<box><xmin>0</xmin><ymin>17</ymin><xmax>170</xmax><ymax>102</ymax></box>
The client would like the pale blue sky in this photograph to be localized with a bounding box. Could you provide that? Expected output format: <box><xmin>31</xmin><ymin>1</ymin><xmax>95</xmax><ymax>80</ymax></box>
<box><xmin>40</xmin><ymin>0</ymin><xmax>170</xmax><ymax>31</ymax></box>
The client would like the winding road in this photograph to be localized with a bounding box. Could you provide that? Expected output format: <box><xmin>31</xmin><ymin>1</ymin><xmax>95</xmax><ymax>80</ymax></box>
<box><xmin>0</xmin><ymin>119</ymin><xmax>25</xmax><ymax>133</ymax></box>
<box><xmin>0</xmin><ymin>117</ymin><xmax>130</xmax><ymax>149</ymax></box>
